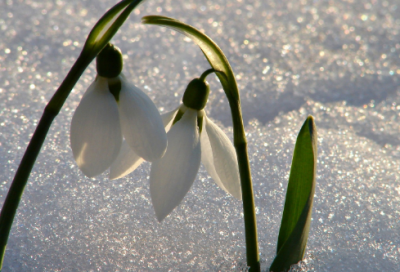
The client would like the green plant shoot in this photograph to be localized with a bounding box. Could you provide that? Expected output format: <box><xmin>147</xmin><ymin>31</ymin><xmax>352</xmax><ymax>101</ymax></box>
<box><xmin>270</xmin><ymin>116</ymin><xmax>317</xmax><ymax>272</ymax></box>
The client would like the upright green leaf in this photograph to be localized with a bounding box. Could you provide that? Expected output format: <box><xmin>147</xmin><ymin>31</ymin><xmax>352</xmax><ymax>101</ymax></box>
<box><xmin>270</xmin><ymin>116</ymin><xmax>317</xmax><ymax>272</ymax></box>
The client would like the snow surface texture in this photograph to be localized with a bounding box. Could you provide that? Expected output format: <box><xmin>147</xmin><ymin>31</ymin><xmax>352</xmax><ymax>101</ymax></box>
<box><xmin>1</xmin><ymin>0</ymin><xmax>399</xmax><ymax>271</ymax></box>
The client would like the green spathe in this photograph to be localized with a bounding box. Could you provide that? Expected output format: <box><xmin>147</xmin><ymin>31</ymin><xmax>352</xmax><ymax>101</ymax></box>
<box><xmin>182</xmin><ymin>78</ymin><xmax>210</xmax><ymax>110</ymax></box>
<box><xmin>270</xmin><ymin>116</ymin><xmax>317</xmax><ymax>272</ymax></box>
<box><xmin>97</xmin><ymin>43</ymin><xmax>123</xmax><ymax>78</ymax></box>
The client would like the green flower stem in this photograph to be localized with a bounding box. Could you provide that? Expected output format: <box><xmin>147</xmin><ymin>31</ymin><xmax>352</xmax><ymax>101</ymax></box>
<box><xmin>228</xmin><ymin>96</ymin><xmax>260</xmax><ymax>272</ymax></box>
<box><xmin>141</xmin><ymin>16</ymin><xmax>261</xmax><ymax>271</ymax></box>
<box><xmin>0</xmin><ymin>54</ymin><xmax>91</xmax><ymax>268</ymax></box>
<box><xmin>191</xmin><ymin>68</ymin><xmax>259</xmax><ymax>271</ymax></box>
<box><xmin>199</xmin><ymin>68</ymin><xmax>217</xmax><ymax>81</ymax></box>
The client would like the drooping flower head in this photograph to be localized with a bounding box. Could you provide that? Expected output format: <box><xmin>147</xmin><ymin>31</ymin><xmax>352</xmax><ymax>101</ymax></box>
<box><xmin>70</xmin><ymin>43</ymin><xmax>167</xmax><ymax>177</ymax></box>
<box><xmin>149</xmin><ymin>71</ymin><xmax>242</xmax><ymax>221</ymax></box>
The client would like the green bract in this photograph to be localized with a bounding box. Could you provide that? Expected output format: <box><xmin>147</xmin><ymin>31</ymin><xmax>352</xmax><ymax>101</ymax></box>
<box><xmin>82</xmin><ymin>0</ymin><xmax>145</xmax><ymax>59</ymax></box>
<box><xmin>142</xmin><ymin>16</ymin><xmax>239</xmax><ymax>102</ymax></box>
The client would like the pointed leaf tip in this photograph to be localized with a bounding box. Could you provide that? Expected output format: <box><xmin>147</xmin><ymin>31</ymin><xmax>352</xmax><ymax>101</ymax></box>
<box><xmin>305</xmin><ymin>115</ymin><xmax>317</xmax><ymax>160</ymax></box>
<box><xmin>270</xmin><ymin>116</ymin><xmax>317</xmax><ymax>272</ymax></box>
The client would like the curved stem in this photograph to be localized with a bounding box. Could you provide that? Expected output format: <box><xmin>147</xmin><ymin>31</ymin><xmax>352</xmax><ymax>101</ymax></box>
<box><xmin>141</xmin><ymin>16</ymin><xmax>261</xmax><ymax>270</ymax></box>
<box><xmin>199</xmin><ymin>68</ymin><xmax>218</xmax><ymax>81</ymax></box>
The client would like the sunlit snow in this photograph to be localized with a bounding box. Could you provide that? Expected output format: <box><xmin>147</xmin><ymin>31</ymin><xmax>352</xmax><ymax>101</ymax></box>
<box><xmin>0</xmin><ymin>0</ymin><xmax>399</xmax><ymax>271</ymax></box>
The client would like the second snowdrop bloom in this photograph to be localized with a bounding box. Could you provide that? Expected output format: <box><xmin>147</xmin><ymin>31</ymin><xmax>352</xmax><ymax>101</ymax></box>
<box><xmin>149</xmin><ymin>75</ymin><xmax>242</xmax><ymax>221</ymax></box>
<box><xmin>70</xmin><ymin>44</ymin><xmax>167</xmax><ymax>178</ymax></box>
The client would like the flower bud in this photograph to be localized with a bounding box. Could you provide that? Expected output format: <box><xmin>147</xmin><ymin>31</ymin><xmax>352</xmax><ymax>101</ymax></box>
<box><xmin>96</xmin><ymin>43</ymin><xmax>123</xmax><ymax>78</ymax></box>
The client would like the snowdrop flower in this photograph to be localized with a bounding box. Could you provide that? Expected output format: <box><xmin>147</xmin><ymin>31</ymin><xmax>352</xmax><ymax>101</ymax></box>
<box><xmin>110</xmin><ymin>73</ymin><xmax>242</xmax><ymax>222</ymax></box>
<box><xmin>70</xmin><ymin>44</ymin><xmax>167</xmax><ymax>177</ymax></box>
<box><xmin>150</xmin><ymin>76</ymin><xmax>242</xmax><ymax>221</ymax></box>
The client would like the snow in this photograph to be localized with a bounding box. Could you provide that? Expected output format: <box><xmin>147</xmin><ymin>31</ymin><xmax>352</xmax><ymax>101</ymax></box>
<box><xmin>0</xmin><ymin>0</ymin><xmax>399</xmax><ymax>271</ymax></box>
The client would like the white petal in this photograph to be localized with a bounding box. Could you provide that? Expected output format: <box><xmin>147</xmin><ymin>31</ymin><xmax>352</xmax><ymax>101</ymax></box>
<box><xmin>201</xmin><ymin>116</ymin><xmax>242</xmax><ymax>199</ymax></box>
<box><xmin>150</xmin><ymin>109</ymin><xmax>201</xmax><ymax>221</ymax></box>
<box><xmin>108</xmin><ymin>108</ymin><xmax>180</xmax><ymax>180</ymax></box>
<box><xmin>70</xmin><ymin>77</ymin><xmax>122</xmax><ymax>177</ymax></box>
<box><xmin>118</xmin><ymin>76</ymin><xmax>167</xmax><ymax>162</ymax></box>
<box><xmin>109</xmin><ymin>140</ymin><xmax>144</xmax><ymax>180</ymax></box>
<box><xmin>200</xmin><ymin>118</ymin><xmax>227</xmax><ymax>192</ymax></box>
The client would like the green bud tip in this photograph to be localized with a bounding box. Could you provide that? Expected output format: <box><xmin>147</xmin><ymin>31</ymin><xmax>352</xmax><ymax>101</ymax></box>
<box><xmin>182</xmin><ymin>78</ymin><xmax>210</xmax><ymax>110</ymax></box>
<box><xmin>96</xmin><ymin>43</ymin><xmax>123</xmax><ymax>78</ymax></box>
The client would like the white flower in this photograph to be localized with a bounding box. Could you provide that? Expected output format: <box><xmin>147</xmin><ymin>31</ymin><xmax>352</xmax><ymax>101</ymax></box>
<box><xmin>109</xmin><ymin>75</ymin><xmax>242</xmax><ymax>221</ymax></box>
<box><xmin>110</xmin><ymin>105</ymin><xmax>242</xmax><ymax>221</ymax></box>
<box><xmin>70</xmin><ymin>74</ymin><xmax>167</xmax><ymax>178</ymax></box>
<box><xmin>150</xmin><ymin>105</ymin><xmax>242</xmax><ymax>221</ymax></box>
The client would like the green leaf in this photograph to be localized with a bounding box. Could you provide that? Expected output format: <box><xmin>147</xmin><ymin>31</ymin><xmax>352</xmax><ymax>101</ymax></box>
<box><xmin>83</xmin><ymin>0</ymin><xmax>145</xmax><ymax>58</ymax></box>
<box><xmin>270</xmin><ymin>116</ymin><xmax>318</xmax><ymax>272</ymax></box>
<box><xmin>142</xmin><ymin>15</ymin><xmax>239</xmax><ymax>102</ymax></box>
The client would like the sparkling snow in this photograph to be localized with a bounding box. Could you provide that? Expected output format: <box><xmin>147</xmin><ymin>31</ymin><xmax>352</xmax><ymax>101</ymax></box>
<box><xmin>0</xmin><ymin>0</ymin><xmax>399</xmax><ymax>271</ymax></box>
